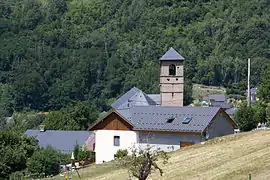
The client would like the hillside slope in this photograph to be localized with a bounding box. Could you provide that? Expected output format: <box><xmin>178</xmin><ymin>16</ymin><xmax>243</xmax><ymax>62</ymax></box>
<box><xmin>192</xmin><ymin>84</ymin><xmax>226</xmax><ymax>100</ymax></box>
<box><xmin>61</xmin><ymin>130</ymin><xmax>270</xmax><ymax>180</ymax></box>
<box><xmin>1</xmin><ymin>0</ymin><xmax>270</xmax><ymax>113</ymax></box>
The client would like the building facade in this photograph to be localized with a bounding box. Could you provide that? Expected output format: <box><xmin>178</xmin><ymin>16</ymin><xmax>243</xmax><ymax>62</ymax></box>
<box><xmin>160</xmin><ymin>47</ymin><xmax>185</xmax><ymax>107</ymax></box>
<box><xmin>90</xmin><ymin>48</ymin><xmax>237</xmax><ymax>164</ymax></box>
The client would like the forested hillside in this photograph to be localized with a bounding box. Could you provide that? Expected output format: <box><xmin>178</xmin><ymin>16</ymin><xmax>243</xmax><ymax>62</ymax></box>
<box><xmin>0</xmin><ymin>0</ymin><xmax>270</xmax><ymax>119</ymax></box>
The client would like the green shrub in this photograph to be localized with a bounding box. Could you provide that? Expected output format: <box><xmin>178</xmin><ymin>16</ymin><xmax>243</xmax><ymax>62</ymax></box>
<box><xmin>235</xmin><ymin>103</ymin><xmax>256</xmax><ymax>131</ymax></box>
<box><xmin>9</xmin><ymin>171</ymin><xmax>26</xmax><ymax>180</ymax></box>
<box><xmin>26</xmin><ymin>147</ymin><xmax>61</xmax><ymax>177</ymax></box>
<box><xmin>73</xmin><ymin>144</ymin><xmax>95</xmax><ymax>161</ymax></box>
<box><xmin>114</xmin><ymin>149</ymin><xmax>128</xmax><ymax>159</ymax></box>
<box><xmin>0</xmin><ymin>131</ymin><xmax>39</xmax><ymax>179</ymax></box>
<box><xmin>73</xmin><ymin>143</ymin><xmax>80</xmax><ymax>160</ymax></box>
<box><xmin>78</xmin><ymin>150</ymin><xmax>95</xmax><ymax>161</ymax></box>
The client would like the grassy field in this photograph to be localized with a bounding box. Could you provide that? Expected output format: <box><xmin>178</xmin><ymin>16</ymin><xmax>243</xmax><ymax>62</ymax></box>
<box><xmin>192</xmin><ymin>84</ymin><xmax>226</xmax><ymax>100</ymax></box>
<box><xmin>55</xmin><ymin>130</ymin><xmax>270</xmax><ymax>180</ymax></box>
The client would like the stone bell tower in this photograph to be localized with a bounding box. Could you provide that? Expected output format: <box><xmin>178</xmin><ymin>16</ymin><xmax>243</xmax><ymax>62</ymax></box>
<box><xmin>159</xmin><ymin>47</ymin><xmax>185</xmax><ymax>106</ymax></box>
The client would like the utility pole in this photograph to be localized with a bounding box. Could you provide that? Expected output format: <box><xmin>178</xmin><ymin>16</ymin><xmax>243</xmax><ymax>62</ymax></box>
<box><xmin>247</xmin><ymin>58</ymin><xmax>251</xmax><ymax>106</ymax></box>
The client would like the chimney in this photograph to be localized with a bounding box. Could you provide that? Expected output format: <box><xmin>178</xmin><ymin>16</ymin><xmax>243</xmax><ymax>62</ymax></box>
<box><xmin>39</xmin><ymin>125</ymin><xmax>46</xmax><ymax>132</ymax></box>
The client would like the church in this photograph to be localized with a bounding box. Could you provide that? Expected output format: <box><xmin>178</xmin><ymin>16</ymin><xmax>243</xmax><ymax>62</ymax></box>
<box><xmin>89</xmin><ymin>48</ymin><xmax>238</xmax><ymax>164</ymax></box>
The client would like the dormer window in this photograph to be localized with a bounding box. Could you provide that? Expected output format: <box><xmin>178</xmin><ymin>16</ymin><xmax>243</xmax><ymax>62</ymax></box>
<box><xmin>169</xmin><ymin>64</ymin><xmax>176</xmax><ymax>76</ymax></box>
<box><xmin>167</xmin><ymin>117</ymin><xmax>175</xmax><ymax>123</ymax></box>
<box><xmin>182</xmin><ymin>117</ymin><xmax>192</xmax><ymax>124</ymax></box>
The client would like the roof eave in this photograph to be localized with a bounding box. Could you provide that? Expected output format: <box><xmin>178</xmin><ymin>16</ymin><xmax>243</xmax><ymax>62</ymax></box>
<box><xmin>134</xmin><ymin>129</ymin><xmax>202</xmax><ymax>134</ymax></box>
<box><xmin>88</xmin><ymin>109</ymin><xmax>134</xmax><ymax>131</ymax></box>
<box><xmin>202</xmin><ymin>108</ymin><xmax>238</xmax><ymax>134</ymax></box>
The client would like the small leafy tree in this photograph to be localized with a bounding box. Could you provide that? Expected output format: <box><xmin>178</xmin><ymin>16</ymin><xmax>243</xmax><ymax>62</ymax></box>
<box><xmin>258</xmin><ymin>65</ymin><xmax>270</xmax><ymax>102</ymax></box>
<box><xmin>234</xmin><ymin>103</ymin><xmax>256</xmax><ymax>131</ymax></box>
<box><xmin>119</xmin><ymin>146</ymin><xmax>169</xmax><ymax>180</ymax></box>
<box><xmin>0</xmin><ymin>131</ymin><xmax>38</xmax><ymax>178</ymax></box>
<box><xmin>27</xmin><ymin>147</ymin><xmax>61</xmax><ymax>177</ymax></box>
<box><xmin>114</xmin><ymin>149</ymin><xmax>128</xmax><ymax>159</ymax></box>
<box><xmin>73</xmin><ymin>143</ymin><xmax>80</xmax><ymax>160</ymax></box>
<box><xmin>74</xmin><ymin>144</ymin><xmax>94</xmax><ymax>161</ymax></box>
<box><xmin>78</xmin><ymin>150</ymin><xmax>95</xmax><ymax>161</ymax></box>
<box><xmin>253</xmin><ymin>103</ymin><xmax>267</xmax><ymax>123</ymax></box>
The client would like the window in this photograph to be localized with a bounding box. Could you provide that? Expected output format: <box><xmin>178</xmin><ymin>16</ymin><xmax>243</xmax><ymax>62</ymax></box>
<box><xmin>114</xmin><ymin>136</ymin><xmax>120</xmax><ymax>146</ymax></box>
<box><xmin>167</xmin><ymin>117</ymin><xmax>175</xmax><ymax>123</ymax></box>
<box><xmin>182</xmin><ymin>117</ymin><xmax>192</xmax><ymax>124</ymax></box>
<box><xmin>169</xmin><ymin>64</ymin><xmax>176</xmax><ymax>76</ymax></box>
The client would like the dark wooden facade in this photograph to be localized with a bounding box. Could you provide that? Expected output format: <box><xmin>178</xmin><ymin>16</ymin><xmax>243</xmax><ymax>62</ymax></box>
<box><xmin>91</xmin><ymin>112</ymin><xmax>133</xmax><ymax>130</ymax></box>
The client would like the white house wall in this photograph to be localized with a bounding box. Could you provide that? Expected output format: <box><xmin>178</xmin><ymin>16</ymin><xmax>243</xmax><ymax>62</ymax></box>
<box><xmin>95</xmin><ymin>130</ymin><xmax>138</xmax><ymax>164</ymax></box>
<box><xmin>138</xmin><ymin>131</ymin><xmax>201</xmax><ymax>152</ymax></box>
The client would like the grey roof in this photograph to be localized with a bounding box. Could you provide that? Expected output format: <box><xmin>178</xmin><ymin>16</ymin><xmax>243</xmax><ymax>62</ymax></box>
<box><xmin>208</xmin><ymin>94</ymin><xmax>226</xmax><ymax>102</ymax></box>
<box><xmin>146</xmin><ymin>94</ymin><xmax>161</xmax><ymax>105</ymax></box>
<box><xmin>111</xmin><ymin>87</ymin><xmax>140</xmax><ymax>109</ymax></box>
<box><xmin>111</xmin><ymin>87</ymin><xmax>161</xmax><ymax>109</ymax></box>
<box><xmin>159</xmin><ymin>47</ymin><xmax>185</xmax><ymax>61</ymax></box>
<box><xmin>116</xmin><ymin>106</ymin><xmax>221</xmax><ymax>133</ymax></box>
<box><xmin>116</xmin><ymin>108</ymin><xmax>132</xmax><ymax>121</ymax></box>
<box><xmin>25</xmin><ymin>130</ymin><xmax>92</xmax><ymax>154</ymax></box>
<box><xmin>251</xmin><ymin>88</ymin><xmax>257</xmax><ymax>93</ymax></box>
<box><xmin>246</xmin><ymin>87</ymin><xmax>258</xmax><ymax>94</ymax></box>
<box><xmin>225</xmin><ymin>107</ymin><xmax>238</xmax><ymax>117</ymax></box>
<box><xmin>111</xmin><ymin>87</ymin><xmax>150</xmax><ymax>109</ymax></box>
<box><xmin>106</xmin><ymin>88</ymin><xmax>235</xmax><ymax>133</ymax></box>
<box><xmin>208</xmin><ymin>94</ymin><xmax>232</xmax><ymax>109</ymax></box>
<box><xmin>210</xmin><ymin>101</ymin><xmax>232</xmax><ymax>109</ymax></box>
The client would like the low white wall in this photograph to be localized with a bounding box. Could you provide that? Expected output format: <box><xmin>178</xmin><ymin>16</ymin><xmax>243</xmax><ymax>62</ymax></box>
<box><xmin>138</xmin><ymin>131</ymin><xmax>201</xmax><ymax>152</ymax></box>
<box><xmin>95</xmin><ymin>130</ymin><xmax>138</xmax><ymax>164</ymax></box>
<box><xmin>95</xmin><ymin>130</ymin><xmax>202</xmax><ymax>164</ymax></box>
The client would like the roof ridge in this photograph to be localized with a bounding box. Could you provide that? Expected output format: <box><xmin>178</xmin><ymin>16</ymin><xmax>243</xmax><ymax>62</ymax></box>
<box><xmin>25</xmin><ymin>129</ymin><xmax>91</xmax><ymax>132</ymax></box>
<box><xmin>159</xmin><ymin>47</ymin><xmax>185</xmax><ymax>61</ymax></box>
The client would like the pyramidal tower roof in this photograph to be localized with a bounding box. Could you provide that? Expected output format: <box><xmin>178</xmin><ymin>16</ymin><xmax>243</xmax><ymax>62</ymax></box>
<box><xmin>159</xmin><ymin>47</ymin><xmax>185</xmax><ymax>61</ymax></box>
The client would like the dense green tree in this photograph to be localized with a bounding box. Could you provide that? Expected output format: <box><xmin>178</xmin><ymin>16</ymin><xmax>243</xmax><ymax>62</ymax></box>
<box><xmin>73</xmin><ymin>144</ymin><xmax>94</xmax><ymax>161</ymax></box>
<box><xmin>0</xmin><ymin>0</ymin><xmax>269</xmax><ymax>114</ymax></box>
<box><xmin>0</xmin><ymin>84</ymin><xmax>14</xmax><ymax>117</ymax></box>
<box><xmin>9</xmin><ymin>111</ymin><xmax>45</xmax><ymax>132</ymax></box>
<box><xmin>266</xmin><ymin>104</ymin><xmax>270</xmax><ymax>125</ymax></box>
<box><xmin>73</xmin><ymin>143</ymin><xmax>80</xmax><ymax>161</ymax></box>
<box><xmin>26</xmin><ymin>147</ymin><xmax>61</xmax><ymax>177</ymax></box>
<box><xmin>259</xmin><ymin>65</ymin><xmax>270</xmax><ymax>102</ymax></box>
<box><xmin>43</xmin><ymin>101</ymin><xmax>98</xmax><ymax>130</ymax></box>
<box><xmin>253</xmin><ymin>103</ymin><xmax>267</xmax><ymax>123</ymax></box>
<box><xmin>234</xmin><ymin>103</ymin><xmax>257</xmax><ymax>131</ymax></box>
<box><xmin>0</xmin><ymin>131</ymin><xmax>39</xmax><ymax>178</ymax></box>
<box><xmin>184</xmin><ymin>79</ymin><xmax>193</xmax><ymax>106</ymax></box>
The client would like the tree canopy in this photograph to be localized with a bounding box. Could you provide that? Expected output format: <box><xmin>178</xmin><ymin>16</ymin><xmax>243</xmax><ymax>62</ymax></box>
<box><xmin>0</xmin><ymin>131</ymin><xmax>39</xmax><ymax>178</ymax></box>
<box><xmin>0</xmin><ymin>0</ymin><xmax>269</xmax><ymax>116</ymax></box>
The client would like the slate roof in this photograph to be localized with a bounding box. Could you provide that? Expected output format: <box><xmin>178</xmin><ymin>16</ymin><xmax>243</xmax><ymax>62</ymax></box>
<box><xmin>111</xmin><ymin>87</ymin><xmax>140</xmax><ymax>109</ymax></box>
<box><xmin>225</xmin><ymin>107</ymin><xmax>238</xmax><ymax>118</ymax></box>
<box><xmin>208</xmin><ymin>94</ymin><xmax>232</xmax><ymax>109</ymax></box>
<box><xmin>111</xmin><ymin>87</ymin><xmax>161</xmax><ymax>110</ymax></box>
<box><xmin>115</xmin><ymin>106</ymin><xmax>221</xmax><ymax>133</ymax></box>
<box><xmin>246</xmin><ymin>87</ymin><xmax>258</xmax><ymax>94</ymax></box>
<box><xmin>146</xmin><ymin>94</ymin><xmax>161</xmax><ymax>105</ymax></box>
<box><xmin>104</xmin><ymin>88</ymin><xmax>236</xmax><ymax>133</ymax></box>
<box><xmin>159</xmin><ymin>47</ymin><xmax>185</xmax><ymax>61</ymax></box>
<box><xmin>210</xmin><ymin>101</ymin><xmax>232</xmax><ymax>109</ymax></box>
<box><xmin>25</xmin><ymin>130</ymin><xmax>92</xmax><ymax>154</ymax></box>
<box><xmin>111</xmin><ymin>87</ymin><xmax>150</xmax><ymax>109</ymax></box>
<box><xmin>208</xmin><ymin>94</ymin><xmax>226</xmax><ymax>102</ymax></box>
